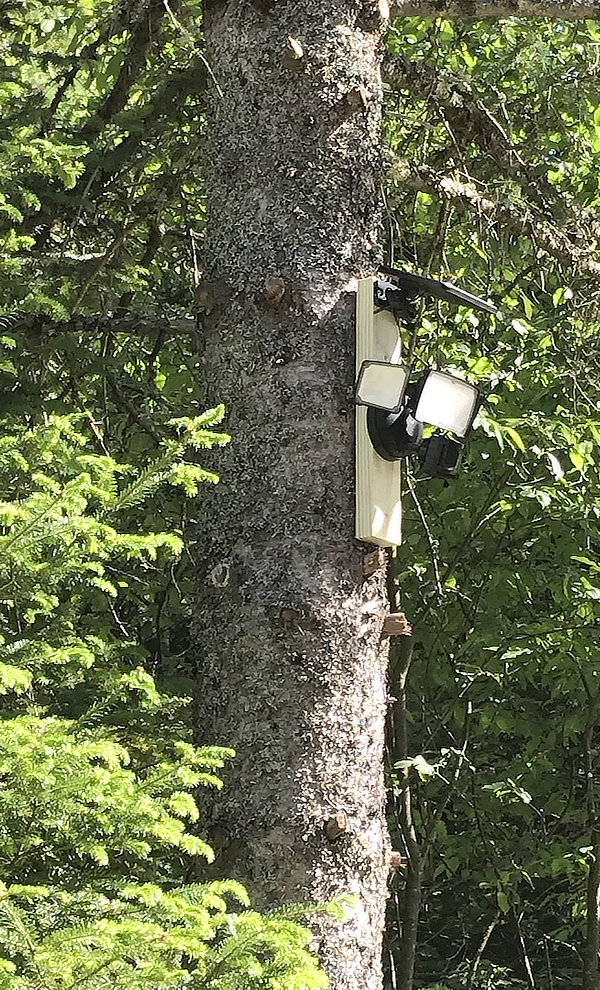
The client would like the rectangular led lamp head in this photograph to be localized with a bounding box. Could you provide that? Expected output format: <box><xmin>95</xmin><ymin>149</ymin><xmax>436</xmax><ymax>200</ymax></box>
<box><xmin>415</xmin><ymin>370</ymin><xmax>482</xmax><ymax>438</ymax></box>
<box><xmin>355</xmin><ymin>361</ymin><xmax>411</xmax><ymax>413</ymax></box>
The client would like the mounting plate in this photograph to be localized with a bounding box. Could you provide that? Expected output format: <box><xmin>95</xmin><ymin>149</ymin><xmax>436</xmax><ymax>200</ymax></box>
<box><xmin>355</xmin><ymin>277</ymin><xmax>403</xmax><ymax>548</ymax></box>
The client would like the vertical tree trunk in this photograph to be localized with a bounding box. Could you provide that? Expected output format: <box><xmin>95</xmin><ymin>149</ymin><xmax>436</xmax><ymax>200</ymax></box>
<box><xmin>193</xmin><ymin>2</ymin><xmax>391</xmax><ymax>987</ymax></box>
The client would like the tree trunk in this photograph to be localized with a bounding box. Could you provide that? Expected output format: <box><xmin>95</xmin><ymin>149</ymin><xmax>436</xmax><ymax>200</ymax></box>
<box><xmin>193</xmin><ymin>2</ymin><xmax>391</xmax><ymax>987</ymax></box>
<box><xmin>389</xmin><ymin>635</ymin><xmax>423</xmax><ymax>990</ymax></box>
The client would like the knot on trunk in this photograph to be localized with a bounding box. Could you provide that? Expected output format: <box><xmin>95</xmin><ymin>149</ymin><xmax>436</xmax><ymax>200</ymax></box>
<box><xmin>325</xmin><ymin>812</ymin><xmax>349</xmax><ymax>841</ymax></box>
<box><xmin>263</xmin><ymin>276</ymin><xmax>286</xmax><ymax>306</ymax></box>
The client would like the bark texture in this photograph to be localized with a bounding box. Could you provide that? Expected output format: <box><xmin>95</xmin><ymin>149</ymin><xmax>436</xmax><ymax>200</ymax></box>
<box><xmin>193</xmin><ymin>2</ymin><xmax>392</xmax><ymax>988</ymax></box>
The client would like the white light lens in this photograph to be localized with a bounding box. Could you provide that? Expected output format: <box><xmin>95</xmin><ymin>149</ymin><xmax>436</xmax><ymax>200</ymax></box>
<box><xmin>415</xmin><ymin>371</ymin><xmax>480</xmax><ymax>437</ymax></box>
<box><xmin>356</xmin><ymin>362</ymin><xmax>410</xmax><ymax>413</ymax></box>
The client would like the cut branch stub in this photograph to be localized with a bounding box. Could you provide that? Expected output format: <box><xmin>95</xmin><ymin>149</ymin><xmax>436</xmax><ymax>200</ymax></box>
<box><xmin>390</xmin><ymin>850</ymin><xmax>406</xmax><ymax>874</ymax></box>
<box><xmin>382</xmin><ymin>612</ymin><xmax>413</xmax><ymax>637</ymax></box>
<box><xmin>263</xmin><ymin>276</ymin><xmax>286</xmax><ymax>305</ymax></box>
<box><xmin>325</xmin><ymin>812</ymin><xmax>349</xmax><ymax>841</ymax></box>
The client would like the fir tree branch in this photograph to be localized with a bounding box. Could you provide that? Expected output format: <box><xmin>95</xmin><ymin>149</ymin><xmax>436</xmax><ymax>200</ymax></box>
<box><xmin>0</xmin><ymin>494</ymin><xmax>65</xmax><ymax>557</ymax></box>
<box><xmin>383</xmin><ymin>51</ymin><xmax>592</xmax><ymax>222</ymax></box>
<box><xmin>18</xmin><ymin>312</ymin><xmax>198</xmax><ymax>341</ymax></box>
<box><xmin>79</xmin><ymin>0</ymin><xmax>179</xmax><ymax>141</ymax></box>
<box><xmin>383</xmin><ymin>53</ymin><xmax>525</xmax><ymax>168</ymax></box>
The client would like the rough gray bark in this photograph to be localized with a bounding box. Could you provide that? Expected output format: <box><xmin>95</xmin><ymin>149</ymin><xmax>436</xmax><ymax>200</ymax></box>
<box><xmin>388</xmin><ymin>634</ymin><xmax>422</xmax><ymax>990</ymax></box>
<box><xmin>192</xmin><ymin>2</ymin><xmax>392</xmax><ymax>988</ymax></box>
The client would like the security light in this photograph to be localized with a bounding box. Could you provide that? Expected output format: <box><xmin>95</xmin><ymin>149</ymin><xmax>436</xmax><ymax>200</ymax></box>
<box><xmin>355</xmin><ymin>269</ymin><xmax>495</xmax><ymax>543</ymax></box>
<box><xmin>359</xmin><ymin>367</ymin><xmax>483</xmax><ymax>479</ymax></box>
<box><xmin>355</xmin><ymin>361</ymin><xmax>411</xmax><ymax>413</ymax></box>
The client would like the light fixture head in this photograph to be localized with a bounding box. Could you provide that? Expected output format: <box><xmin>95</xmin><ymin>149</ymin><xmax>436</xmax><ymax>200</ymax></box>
<box><xmin>355</xmin><ymin>361</ymin><xmax>483</xmax><ymax>478</ymax></box>
<box><xmin>355</xmin><ymin>360</ymin><xmax>411</xmax><ymax>414</ymax></box>
<box><xmin>414</xmin><ymin>370</ymin><xmax>482</xmax><ymax>438</ymax></box>
<box><xmin>367</xmin><ymin>404</ymin><xmax>423</xmax><ymax>461</ymax></box>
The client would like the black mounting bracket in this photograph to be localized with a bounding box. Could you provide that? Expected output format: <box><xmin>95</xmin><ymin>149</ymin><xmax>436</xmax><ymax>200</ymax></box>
<box><xmin>373</xmin><ymin>279</ymin><xmax>418</xmax><ymax>326</ymax></box>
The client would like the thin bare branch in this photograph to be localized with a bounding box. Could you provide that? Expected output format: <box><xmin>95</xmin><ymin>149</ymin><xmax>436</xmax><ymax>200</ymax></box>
<box><xmin>391</xmin><ymin>0</ymin><xmax>600</xmax><ymax>19</ymax></box>
<box><xmin>391</xmin><ymin>159</ymin><xmax>600</xmax><ymax>278</ymax></box>
<box><xmin>383</xmin><ymin>52</ymin><xmax>586</xmax><ymax>219</ymax></box>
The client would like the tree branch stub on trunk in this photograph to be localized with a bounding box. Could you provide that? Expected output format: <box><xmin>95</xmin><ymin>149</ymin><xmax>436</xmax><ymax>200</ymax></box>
<box><xmin>195</xmin><ymin>3</ymin><xmax>391</xmax><ymax>989</ymax></box>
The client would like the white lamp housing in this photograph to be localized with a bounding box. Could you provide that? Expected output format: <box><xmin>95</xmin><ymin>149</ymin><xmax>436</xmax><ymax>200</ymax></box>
<box><xmin>356</xmin><ymin>361</ymin><xmax>411</xmax><ymax>413</ymax></box>
<box><xmin>415</xmin><ymin>370</ymin><xmax>481</xmax><ymax>438</ymax></box>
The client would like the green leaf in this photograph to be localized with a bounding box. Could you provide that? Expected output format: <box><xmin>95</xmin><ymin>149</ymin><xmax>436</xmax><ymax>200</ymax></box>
<box><xmin>497</xmin><ymin>891</ymin><xmax>510</xmax><ymax>914</ymax></box>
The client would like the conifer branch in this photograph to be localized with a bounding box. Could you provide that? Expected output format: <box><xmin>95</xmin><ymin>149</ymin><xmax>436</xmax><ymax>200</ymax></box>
<box><xmin>383</xmin><ymin>51</ymin><xmax>593</xmax><ymax>223</ymax></box>
<box><xmin>79</xmin><ymin>0</ymin><xmax>178</xmax><ymax>141</ymax></box>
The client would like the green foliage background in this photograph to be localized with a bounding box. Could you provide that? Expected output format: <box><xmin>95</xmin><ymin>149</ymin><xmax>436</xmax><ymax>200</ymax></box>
<box><xmin>384</xmin><ymin>13</ymin><xmax>600</xmax><ymax>990</ymax></box>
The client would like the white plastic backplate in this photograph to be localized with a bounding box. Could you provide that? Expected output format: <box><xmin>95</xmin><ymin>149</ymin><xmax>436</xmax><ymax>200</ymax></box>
<box><xmin>355</xmin><ymin>277</ymin><xmax>402</xmax><ymax>547</ymax></box>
